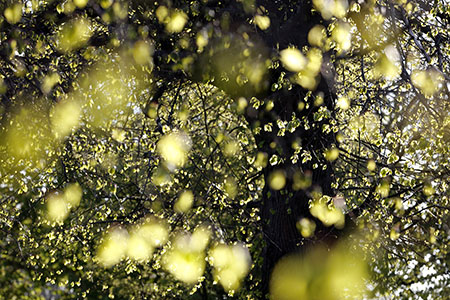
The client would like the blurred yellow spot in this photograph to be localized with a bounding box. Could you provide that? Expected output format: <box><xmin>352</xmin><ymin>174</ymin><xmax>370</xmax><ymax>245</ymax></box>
<box><xmin>310</xmin><ymin>197</ymin><xmax>345</xmax><ymax>228</ymax></box>
<box><xmin>152</xmin><ymin>167</ymin><xmax>171</xmax><ymax>186</ymax></box>
<box><xmin>224</xmin><ymin>177</ymin><xmax>237</xmax><ymax>199</ymax></box>
<box><xmin>280</xmin><ymin>48</ymin><xmax>306</xmax><ymax>72</ymax></box>
<box><xmin>47</xmin><ymin>194</ymin><xmax>69</xmax><ymax>224</ymax></box>
<box><xmin>254</xmin><ymin>15</ymin><xmax>270</xmax><ymax>30</ymax></box>
<box><xmin>146</xmin><ymin>102</ymin><xmax>158</xmax><ymax>119</ymax></box>
<box><xmin>51</xmin><ymin>99</ymin><xmax>81</xmax><ymax>139</ymax></box>
<box><xmin>255</xmin><ymin>152</ymin><xmax>268</xmax><ymax>168</ymax></box>
<box><xmin>376</xmin><ymin>180</ymin><xmax>390</xmax><ymax>198</ymax></box>
<box><xmin>269</xmin><ymin>170</ymin><xmax>286</xmax><ymax>190</ymax></box>
<box><xmin>97</xmin><ymin>217</ymin><xmax>168</xmax><ymax>265</ymax></box>
<box><xmin>127</xmin><ymin>218</ymin><xmax>167</xmax><ymax>262</ymax></box>
<box><xmin>97</xmin><ymin>228</ymin><xmax>128</xmax><ymax>267</ymax></box>
<box><xmin>74</xmin><ymin>0</ymin><xmax>88</xmax><ymax>8</ymax></box>
<box><xmin>100</xmin><ymin>0</ymin><xmax>113</xmax><ymax>9</ymax></box>
<box><xmin>41</xmin><ymin>73</ymin><xmax>60</xmax><ymax>94</ymax></box>
<box><xmin>132</xmin><ymin>40</ymin><xmax>153</xmax><ymax>65</ymax></box>
<box><xmin>423</xmin><ymin>184</ymin><xmax>435</xmax><ymax>196</ymax></box>
<box><xmin>156</xmin><ymin>6</ymin><xmax>169</xmax><ymax>22</ymax></box>
<box><xmin>174</xmin><ymin>190</ymin><xmax>194</xmax><ymax>213</ymax></box>
<box><xmin>5</xmin><ymin>107</ymin><xmax>50</xmax><ymax>161</ymax></box>
<box><xmin>367</xmin><ymin>159</ymin><xmax>376</xmax><ymax>171</ymax></box>
<box><xmin>4</xmin><ymin>3</ymin><xmax>22</xmax><ymax>24</ymax></box>
<box><xmin>324</xmin><ymin>147</ymin><xmax>339</xmax><ymax>161</ymax></box>
<box><xmin>111</xmin><ymin>128</ymin><xmax>126</xmax><ymax>142</ymax></box>
<box><xmin>157</xmin><ymin>132</ymin><xmax>192</xmax><ymax>168</ymax></box>
<box><xmin>163</xmin><ymin>229</ymin><xmax>210</xmax><ymax>284</ymax></box>
<box><xmin>292</xmin><ymin>171</ymin><xmax>312</xmax><ymax>190</ymax></box>
<box><xmin>308</xmin><ymin>25</ymin><xmax>326</xmax><ymax>48</ymax></box>
<box><xmin>196</xmin><ymin>33</ymin><xmax>208</xmax><ymax>52</ymax></box>
<box><xmin>191</xmin><ymin>226</ymin><xmax>211</xmax><ymax>252</ymax></box>
<box><xmin>164</xmin><ymin>248</ymin><xmax>205</xmax><ymax>284</ymax></box>
<box><xmin>138</xmin><ymin>218</ymin><xmax>169</xmax><ymax>247</ymax></box>
<box><xmin>390</xmin><ymin>225</ymin><xmax>400</xmax><ymax>240</ymax></box>
<box><xmin>0</xmin><ymin>78</ymin><xmax>6</xmax><ymax>94</ymax></box>
<box><xmin>237</xmin><ymin>97</ymin><xmax>248</xmax><ymax>113</ymax></box>
<box><xmin>46</xmin><ymin>183</ymin><xmax>82</xmax><ymax>224</ymax></box>
<box><xmin>296</xmin><ymin>73</ymin><xmax>318</xmax><ymax>91</ymax></box>
<box><xmin>294</xmin><ymin>48</ymin><xmax>323</xmax><ymax>90</ymax></box>
<box><xmin>373</xmin><ymin>54</ymin><xmax>400</xmax><ymax>80</ymax></box>
<box><xmin>80</xmin><ymin>57</ymin><xmax>135</xmax><ymax>127</ymax></box>
<box><xmin>166</xmin><ymin>11</ymin><xmax>188</xmax><ymax>33</ymax></box>
<box><xmin>210</xmin><ymin>244</ymin><xmax>251</xmax><ymax>292</ymax></box>
<box><xmin>430</xmin><ymin>227</ymin><xmax>437</xmax><ymax>244</ymax></box>
<box><xmin>271</xmin><ymin>241</ymin><xmax>368</xmax><ymax>300</ymax></box>
<box><xmin>177</xmin><ymin>106</ymin><xmax>189</xmax><ymax>121</ymax></box>
<box><xmin>112</xmin><ymin>2</ymin><xmax>128</xmax><ymax>19</ymax></box>
<box><xmin>313</xmin><ymin>0</ymin><xmax>348</xmax><ymax>20</ymax></box>
<box><xmin>411</xmin><ymin>69</ymin><xmax>443</xmax><ymax>97</ymax></box>
<box><xmin>127</xmin><ymin>232</ymin><xmax>153</xmax><ymax>261</ymax></box>
<box><xmin>265</xmin><ymin>100</ymin><xmax>274</xmax><ymax>111</ymax></box>
<box><xmin>56</xmin><ymin>18</ymin><xmax>92</xmax><ymax>53</ymax></box>
<box><xmin>64</xmin><ymin>183</ymin><xmax>82</xmax><ymax>206</ymax></box>
<box><xmin>393</xmin><ymin>198</ymin><xmax>403</xmax><ymax>211</ymax></box>
<box><xmin>332</xmin><ymin>22</ymin><xmax>352</xmax><ymax>52</ymax></box>
<box><xmin>224</xmin><ymin>140</ymin><xmax>240</xmax><ymax>156</ymax></box>
<box><xmin>296</xmin><ymin>218</ymin><xmax>316</xmax><ymax>238</ymax></box>
<box><xmin>336</xmin><ymin>96</ymin><xmax>350</xmax><ymax>110</ymax></box>
<box><xmin>314</xmin><ymin>94</ymin><xmax>324</xmax><ymax>106</ymax></box>
<box><xmin>305</xmin><ymin>48</ymin><xmax>323</xmax><ymax>74</ymax></box>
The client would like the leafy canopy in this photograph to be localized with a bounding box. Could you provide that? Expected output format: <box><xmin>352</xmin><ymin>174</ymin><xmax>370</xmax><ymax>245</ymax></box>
<box><xmin>1</xmin><ymin>0</ymin><xmax>450</xmax><ymax>299</ymax></box>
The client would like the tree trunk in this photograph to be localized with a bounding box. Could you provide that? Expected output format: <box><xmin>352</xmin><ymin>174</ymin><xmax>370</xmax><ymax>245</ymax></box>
<box><xmin>254</xmin><ymin>80</ymin><xmax>340</xmax><ymax>297</ymax></box>
<box><xmin>249</xmin><ymin>2</ymin><xmax>342</xmax><ymax>295</ymax></box>
<box><xmin>181</xmin><ymin>0</ymin><xmax>343</xmax><ymax>296</ymax></box>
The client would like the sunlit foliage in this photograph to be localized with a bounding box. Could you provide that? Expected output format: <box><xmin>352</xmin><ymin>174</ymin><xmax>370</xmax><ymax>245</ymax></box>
<box><xmin>0</xmin><ymin>0</ymin><xmax>449</xmax><ymax>299</ymax></box>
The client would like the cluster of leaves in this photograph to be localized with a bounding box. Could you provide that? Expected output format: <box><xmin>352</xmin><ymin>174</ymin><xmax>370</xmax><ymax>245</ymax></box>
<box><xmin>0</xmin><ymin>0</ymin><xmax>449</xmax><ymax>299</ymax></box>
<box><xmin>333</xmin><ymin>0</ymin><xmax>450</xmax><ymax>297</ymax></box>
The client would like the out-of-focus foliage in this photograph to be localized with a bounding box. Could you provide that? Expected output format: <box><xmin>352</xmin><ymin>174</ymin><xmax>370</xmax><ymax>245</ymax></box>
<box><xmin>0</xmin><ymin>0</ymin><xmax>449</xmax><ymax>299</ymax></box>
<box><xmin>270</xmin><ymin>238</ymin><xmax>368</xmax><ymax>300</ymax></box>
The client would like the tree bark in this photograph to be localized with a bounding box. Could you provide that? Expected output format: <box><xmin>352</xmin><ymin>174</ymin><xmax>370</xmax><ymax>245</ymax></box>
<box><xmin>249</xmin><ymin>1</ymin><xmax>342</xmax><ymax>296</ymax></box>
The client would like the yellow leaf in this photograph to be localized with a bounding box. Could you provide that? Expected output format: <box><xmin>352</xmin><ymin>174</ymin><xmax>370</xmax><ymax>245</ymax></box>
<box><xmin>209</xmin><ymin>244</ymin><xmax>251</xmax><ymax>292</ymax></box>
<box><xmin>296</xmin><ymin>218</ymin><xmax>316</xmax><ymax>238</ymax></box>
<box><xmin>174</xmin><ymin>190</ymin><xmax>194</xmax><ymax>213</ymax></box>
<box><xmin>166</xmin><ymin>11</ymin><xmax>188</xmax><ymax>33</ymax></box>
<box><xmin>56</xmin><ymin>18</ymin><xmax>92</xmax><ymax>53</ymax></box>
<box><xmin>332</xmin><ymin>22</ymin><xmax>352</xmax><ymax>51</ymax></box>
<box><xmin>132</xmin><ymin>40</ymin><xmax>153</xmax><ymax>65</ymax></box>
<box><xmin>51</xmin><ymin>99</ymin><xmax>81</xmax><ymax>139</ymax></box>
<box><xmin>74</xmin><ymin>0</ymin><xmax>88</xmax><ymax>8</ymax></box>
<box><xmin>4</xmin><ymin>3</ymin><xmax>22</xmax><ymax>24</ymax></box>
<box><xmin>324</xmin><ymin>147</ymin><xmax>339</xmax><ymax>161</ymax></box>
<box><xmin>268</xmin><ymin>170</ymin><xmax>286</xmax><ymax>190</ymax></box>
<box><xmin>411</xmin><ymin>69</ymin><xmax>443</xmax><ymax>97</ymax></box>
<box><xmin>336</xmin><ymin>96</ymin><xmax>350</xmax><ymax>110</ymax></box>
<box><xmin>308</xmin><ymin>25</ymin><xmax>326</xmax><ymax>48</ymax></box>
<box><xmin>64</xmin><ymin>183</ymin><xmax>82</xmax><ymax>207</ymax></box>
<box><xmin>254</xmin><ymin>15</ymin><xmax>270</xmax><ymax>30</ymax></box>
<box><xmin>47</xmin><ymin>194</ymin><xmax>69</xmax><ymax>224</ymax></box>
<box><xmin>157</xmin><ymin>132</ymin><xmax>192</xmax><ymax>168</ymax></box>
<box><xmin>280</xmin><ymin>48</ymin><xmax>306</xmax><ymax>72</ymax></box>
<box><xmin>97</xmin><ymin>228</ymin><xmax>129</xmax><ymax>267</ymax></box>
<box><xmin>373</xmin><ymin>54</ymin><xmax>400</xmax><ymax>80</ymax></box>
